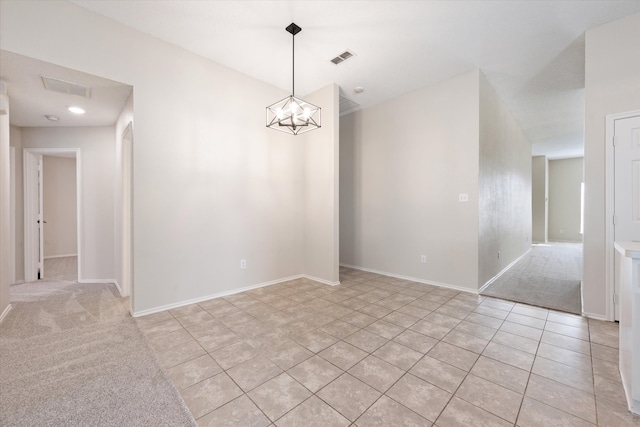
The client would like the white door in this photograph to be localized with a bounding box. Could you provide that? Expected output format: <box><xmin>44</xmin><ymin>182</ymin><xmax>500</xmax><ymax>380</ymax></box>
<box><xmin>24</xmin><ymin>151</ymin><xmax>39</xmax><ymax>282</ymax></box>
<box><xmin>614</xmin><ymin>114</ymin><xmax>640</xmax><ymax>320</ymax></box>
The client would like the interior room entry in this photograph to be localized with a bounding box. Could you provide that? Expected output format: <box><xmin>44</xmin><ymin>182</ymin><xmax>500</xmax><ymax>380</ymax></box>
<box><xmin>23</xmin><ymin>148</ymin><xmax>80</xmax><ymax>282</ymax></box>
<box><xmin>614</xmin><ymin>114</ymin><xmax>640</xmax><ymax>319</ymax></box>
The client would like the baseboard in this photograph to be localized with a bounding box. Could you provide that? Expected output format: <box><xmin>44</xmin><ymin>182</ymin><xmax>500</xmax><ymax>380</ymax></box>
<box><xmin>44</xmin><ymin>253</ymin><xmax>78</xmax><ymax>260</ymax></box>
<box><xmin>112</xmin><ymin>279</ymin><xmax>123</xmax><ymax>296</ymax></box>
<box><xmin>10</xmin><ymin>280</ymin><xmax>25</xmax><ymax>286</ymax></box>
<box><xmin>478</xmin><ymin>248</ymin><xmax>532</xmax><ymax>293</ymax></box>
<box><xmin>303</xmin><ymin>274</ymin><xmax>340</xmax><ymax>286</ymax></box>
<box><xmin>339</xmin><ymin>263</ymin><xmax>478</xmax><ymax>295</ymax></box>
<box><xmin>0</xmin><ymin>304</ymin><xmax>13</xmax><ymax>323</ymax></box>
<box><xmin>132</xmin><ymin>274</ymin><xmax>309</xmax><ymax>318</ymax></box>
<box><xmin>78</xmin><ymin>279</ymin><xmax>118</xmax><ymax>285</ymax></box>
<box><xmin>582</xmin><ymin>311</ymin><xmax>610</xmax><ymax>321</ymax></box>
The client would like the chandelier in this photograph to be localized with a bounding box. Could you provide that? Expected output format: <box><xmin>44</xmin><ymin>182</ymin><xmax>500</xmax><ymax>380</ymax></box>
<box><xmin>266</xmin><ymin>23</ymin><xmax>321</xmax><ymax>135</ymax></box>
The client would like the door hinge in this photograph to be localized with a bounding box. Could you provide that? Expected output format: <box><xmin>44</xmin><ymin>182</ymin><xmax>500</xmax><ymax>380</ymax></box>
<box><xmin>614</xmin><ymin>294</ymin><xmax>619</xmax><ymax>304</ymax></box>
<box><xmin>613</xmin><ymin>136</ymin><xmax>618</xmax><ymax>147</ymax></box>
<box><xmin>613</xmin><ymin>215</ymin><xmax>616</xmax><ymax>225</ymax></box>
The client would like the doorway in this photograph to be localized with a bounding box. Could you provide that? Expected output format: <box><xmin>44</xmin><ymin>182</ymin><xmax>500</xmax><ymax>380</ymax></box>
<box><xmin>23</xmin><ymin>148</ymin><xmax>81</xmax><ymax>283</ymax></box>
<box><xmin>607</xmin><ymin>110</ymin><xmax>640</xmax><ymax>321</ymax></box>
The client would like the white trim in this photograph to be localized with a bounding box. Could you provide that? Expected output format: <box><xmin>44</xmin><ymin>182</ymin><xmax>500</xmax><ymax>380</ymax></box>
<box><xmin>10</xmin><ymin>280</ymin><xmax>25</xmax><ymax>285</ymax></box>
<box><xmin>112</xmin><ymin>279</ymin><xmax>123</xmax><ymax>296</ymax></box>
<box><xmin>581</xmin><ymin>311</ymin><xmax>609</xmax><ymax>321</ymax></box>
<box><xmin>303</xmin><ymin>274</ymin><xmax>340</xmax><ymax>286</ymax></box>
<box><xmin>0</xmin><ymin>304</ymin><xmax>12</xmax><ymax>323</ymax></box>
<box><xmin>132</xmin><ymin>274</ymin><xmax>306</xmax><ymax>318</ymax></box>
<box><xmin>478</xmin><ymin>248</ymin><xmax>532</xmax><ymax>293</ymax></box>
<box><xmin>78</xmin><ymin>279</ymin><xmax>118</xmax><ymax>284</ymax></box>
<box><xmin>339</xmin><ymin>263</ymin><xmax>478</xmax><ymax>294</ymax></box>
<box><xmin>44</xmin><ymin>253</ymin><xmax>78</xmax><ymax>259</ymax></box>
<box><xmin>605</xmin><ymin>109</ymin><xmax>640</xmax><ymax>322</ymax></box>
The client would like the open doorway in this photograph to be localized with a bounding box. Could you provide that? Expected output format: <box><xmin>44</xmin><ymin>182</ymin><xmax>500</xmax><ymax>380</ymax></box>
<box><xmin>481</xmin><ymin>156</ymin><xmax>584</xmax><ymax>315</ymax></box>
<box><xmin>23</xmin><ymin>148</ymin><xmax>81</xmax><ymax>282</ymax></box>
<box><xmin>3</xmin><ymin>50</ymin><xmax>134</xmax><ymax>314</ymax></box>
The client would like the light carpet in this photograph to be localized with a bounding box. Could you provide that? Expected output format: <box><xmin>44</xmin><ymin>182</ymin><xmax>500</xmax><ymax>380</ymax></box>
<box><xmin>481</xmin><ymin>243</ymin><xmax>582</xmax><ymax>314</ymax></box>
<box><xmin>0</xmin><ymin>280</ymin><xmax>196</xmax><ymax>427</ymax></box>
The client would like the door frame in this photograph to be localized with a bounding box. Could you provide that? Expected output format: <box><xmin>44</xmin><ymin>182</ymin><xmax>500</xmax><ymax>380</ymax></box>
<box><xmin>23</xmin><ymin>148</ymin><xmax>81</xmax><ymax>282</ymax></box>
<box><xmin>605</xmin><ymin>109</ymin><xmax>640</xmax><ymax>321</ymax></box>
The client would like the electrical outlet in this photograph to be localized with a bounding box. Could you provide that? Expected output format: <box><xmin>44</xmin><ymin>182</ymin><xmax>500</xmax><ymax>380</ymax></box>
<box><xmin>240</xmin><ymin>259</ymin><xmax>247</xmax><ymax>269</ymax></box>
<box><xmin>420</xmin><ymin>255</ymin><xmax>427</xmax><ymax>263</ymax></box>
<box><xmin>458</xmin><ymin>193</ymin><xmax>469</xmax><ymax>203</ymax></box>
<box><xmin>497</xmin><ymin>251</ymin><xmax>501</xmax><ymax>259</ymax></box>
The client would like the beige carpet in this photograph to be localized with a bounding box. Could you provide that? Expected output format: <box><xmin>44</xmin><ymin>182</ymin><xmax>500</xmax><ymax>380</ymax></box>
<box><xmin>481</xmin><ymin>243</ymin><xmax>582</xmax><ymax>314</ymax></box>
<box><xmin>0</xmin><ymin>280</ymin><xmax>196</xmax><ymax>427</ymax></box>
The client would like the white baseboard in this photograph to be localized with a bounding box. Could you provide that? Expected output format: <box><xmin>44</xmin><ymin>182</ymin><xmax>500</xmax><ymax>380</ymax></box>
<box><xmin>0</xmin><ymin>304</ymin><xmax>13</xmax><ymax>323</ymax></box>
<box><xmin>339</xmin><ymin>263</ymin><xmax>478</xmax><ymax>295</ymax></box>
<box><xmin>132</xmin><ymin>274</ymin><xmax>310</xmax><ymax>318</ymax></box>
<box><xmin>303</xmin><ymin>274</ymin><xmax>340</xmax><ymax>286</ymax></box>
<box><xmin>478</xmin><ymin>248</ymin><xmax>532</xmax><ymax>293</ymax></box>
<box><xmin>44</xmin><ymin>253</ymin><xmax>78</xmax><ymax>259</ymax></box>
<box><xmin>10</xmin><ymin>280</ymin><xmax>25</xmax><ymax>286</ymax></box>
<box><xmin>582</xmin><ymin>311</ymin><xmax>610</xmax><ymax>321</ymax></box>
<box><xmin>112</xmin><ymin>279</ymin><xmax>123</xmax><ymax>296</ymax></box>
<box><xmin>79</xmin><ymin>279</ymin><xmax>115</xmax><ymax>284</ymax></box>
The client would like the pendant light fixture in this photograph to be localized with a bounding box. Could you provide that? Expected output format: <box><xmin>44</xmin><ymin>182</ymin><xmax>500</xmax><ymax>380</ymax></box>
<box><xmin>266</xmin><ymin>23</ymin><xmax>321</xmax><ymax>135</ymax></box>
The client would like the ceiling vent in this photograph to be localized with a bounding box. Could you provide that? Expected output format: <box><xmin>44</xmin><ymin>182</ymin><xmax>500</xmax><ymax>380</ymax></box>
<box><xmin>41</xmin><ymin>76</ymin><xmax>91</xmax><ymax>98</ymax></box>
<box><xmin>331</xmin><ymin>50</ymin><xmax>355</xmax><ymax>65</ymax></box>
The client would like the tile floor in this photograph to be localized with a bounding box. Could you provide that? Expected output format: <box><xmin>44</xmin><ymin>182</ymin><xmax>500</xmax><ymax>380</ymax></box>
<box><xmin>137</xmin><ymin>267</ymin><xmax>640</xmax><ymax>426</ymax></box>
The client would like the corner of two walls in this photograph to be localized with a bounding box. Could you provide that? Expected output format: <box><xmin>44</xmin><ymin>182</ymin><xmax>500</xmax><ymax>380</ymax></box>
<box><xmin>478</xmin><ymin>72</ymin><xmax>532</xmax><ymax>289</ymax></box>
<box><xmin>8</xmin><ymin>125</ymin><xmax>24</xmax><ymax>283</ymax></box>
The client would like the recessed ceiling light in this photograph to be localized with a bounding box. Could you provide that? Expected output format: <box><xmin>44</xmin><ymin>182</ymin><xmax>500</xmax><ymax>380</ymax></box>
<box><xmin>354</xmin><ymin>87</ymin><xmax>365</xmax><ymax>94</ymax></box>
<box><xmin>67</xmin><ymin>106</ymin><xmax>86</xmax><ymax>115</ymax></box>
<box><xmin>45</xmin><ymin>114</ymin><xmax>60</xmax><ymax>121</ymax></box>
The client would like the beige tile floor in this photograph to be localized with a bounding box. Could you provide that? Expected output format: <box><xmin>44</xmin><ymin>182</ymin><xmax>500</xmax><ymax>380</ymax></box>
<box><xmin>137</xmin><ymin>267</ymin><xmax>640</xmax><ymax>426</ymax></box>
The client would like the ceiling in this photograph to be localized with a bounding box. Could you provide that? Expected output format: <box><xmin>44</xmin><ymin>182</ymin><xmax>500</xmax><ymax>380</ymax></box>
<box><xmin>6</xmin><ymin>1</ymin><xmax>640</xmax><ymax>158</ymax></box>
<box><xmin>0</xmin><ymin>50</ymin><xmax>132</xmax><ymax>127</ymax></box>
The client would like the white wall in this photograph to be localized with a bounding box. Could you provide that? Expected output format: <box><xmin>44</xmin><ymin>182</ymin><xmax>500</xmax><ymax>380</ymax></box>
<box><xmin>114</xmin><ymin>92</ymin><xmax>133</xmax><ymax>293</ymax></box>
<box><xmin>548</xmin><ymin>157</ymin><xmax>583</xmax><ymax>242</ymax></box>
<box><xmin>0</xmin><ymin>89</ymin><xmax>10</xmax><ymax>319</ymax></box>
<box><xmin>9</xmin><ymin>125</ymin><xmax>23</xmax><ymax>282</ymax></box>
<box><xmin>303</xmin><ymin>84</ymin><xmax>340</xmax><ymax>284</ymax></box>
<box><xmin>584</xmin><ymin>11</ymin><xmax>640</xmax><ymax>318</ymax></box>
<box><xmin>0</xmin><ymin>1</ymin><xmax>338</xmax><ymax>314</ymax></box>
<box><xmin>340</xmin><ymin>70</ymin><xmax>480</xmax><ymax>291</ymax></box>
<box><xmin>21</xmin><ymin>127</ymin><xmax>114</xmax><ymax>280</ymax></box>
<box><xmin>531</xmin><ymin>156</ymin><xmax>548</xmax><ymax>244</ymax></box>
<box><xmin>478</xmin><ymin>73</ymin><xmax>532</xmax><ymax>288</ymax></box>
<box><xmin>43</xmin><ymin>155</ymin><xmax>77</xmax><ymax>257</ymax></box>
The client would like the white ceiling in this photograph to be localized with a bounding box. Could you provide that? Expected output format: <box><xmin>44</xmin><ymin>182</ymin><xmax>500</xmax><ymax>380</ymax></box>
<box><xmin>7</xmin><ymin>1</ymin><xmax>640</xmax><ymax>158</ymax></box>
<box><xmin>0</xmin><ymin>50</ymin><xmax>132</xmax><ymax>127</ymax></box>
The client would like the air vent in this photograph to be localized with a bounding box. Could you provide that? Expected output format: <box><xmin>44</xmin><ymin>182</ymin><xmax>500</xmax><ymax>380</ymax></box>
<box><xmin>41</xmin><ymin>76</ymin><xmax>91</xmax><ymax>98</ymax></box>
<box><xmin>331</xmin><ymin>50</ymin><xmax>356</xmax><ymax>65</ymax></box>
